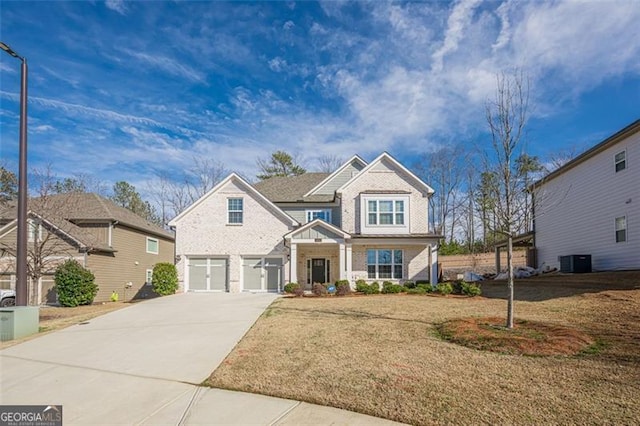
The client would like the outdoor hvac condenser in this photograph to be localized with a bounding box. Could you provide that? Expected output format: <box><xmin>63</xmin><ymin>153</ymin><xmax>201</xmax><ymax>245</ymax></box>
<box><xmin>559</xmin><ymin>255</ymin><xmax>592</xmax><ymax>273</ymax></box>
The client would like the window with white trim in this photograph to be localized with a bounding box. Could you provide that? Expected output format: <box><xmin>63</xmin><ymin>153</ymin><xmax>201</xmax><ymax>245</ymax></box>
<box><xmin>615</xmin><ymin>151</ymin><xmax>626</xmax><ymax>173</ymax></box>
<box><xmin>146</xmin><ymin>237</ymin><xmax>159</xmax><ymax>254</ymax></box>
<box><xmin>228</xmin><ymin>198</ymin><xmax>243</xmax><ymax>224</ymax></box>
<box><xmin>306</xmin><ymin>209</ymin><xmax>331</xmax><ymax>223</ymax></box>
<box><xmin>367</xmin><ymin>249</ymin><xmax>403</xmax><ymax>279</ymax></box>
<box><xmin>367</xmin><ymin>199</ymin><xmax>405</xmax><ymax>225</ymax></box>
<box><xmin>615</xmin><ymin>216</ymin><xmax>627</xmax><ymax>243</ymax></box>
<box><xmin>28</xmin><ymin>219</ymin><xmax>42</xmax><ymax>242</ymax></box>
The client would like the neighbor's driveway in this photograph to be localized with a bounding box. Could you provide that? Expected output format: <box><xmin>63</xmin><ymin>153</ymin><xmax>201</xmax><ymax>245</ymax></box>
<box><xmin>0</xmin><ymin>293</ymin><xmax>278</xmax><ymax>424</ymax></box>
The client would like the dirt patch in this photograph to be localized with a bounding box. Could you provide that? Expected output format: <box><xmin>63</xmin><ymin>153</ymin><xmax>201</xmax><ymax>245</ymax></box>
<box><xmin>437</xmin><ymin>316</ymin><xmax>595</xmax><ymax>356</ymax></box>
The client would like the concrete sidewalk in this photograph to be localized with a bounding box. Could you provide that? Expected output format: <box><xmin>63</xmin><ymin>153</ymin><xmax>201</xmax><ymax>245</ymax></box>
<box><xmin>0</xmin><ymin>293</ymin><xmax>402</xmax><ymax>425</ymax></box>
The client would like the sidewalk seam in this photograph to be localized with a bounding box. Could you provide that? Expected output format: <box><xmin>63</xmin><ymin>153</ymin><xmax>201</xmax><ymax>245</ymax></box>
<box><xmin>177</xmin><ymin>387</ymin><xmax>203</xmax><ymax>426</ymax></box>
<box><xmin>268</xmin><ymin>401</ymin><xmax>302</xmax><ymax>426</ymax></box>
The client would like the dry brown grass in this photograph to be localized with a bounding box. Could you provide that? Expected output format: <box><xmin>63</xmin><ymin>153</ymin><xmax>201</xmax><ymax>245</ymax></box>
<box><xmin>207</xmin><ymin>271</ymin><xmax>640</xmax><ymax>425</ymax></box>
<box><xmin>0</xmin><ymin>302</ymin><xmax>128</xmax><ymax>349</ymax></box>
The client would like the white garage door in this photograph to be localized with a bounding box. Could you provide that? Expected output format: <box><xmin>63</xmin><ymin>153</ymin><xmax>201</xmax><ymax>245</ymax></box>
<box><xmin>242</xmin><ymin>257</ymin><xmax>283</xmax><ymax>292</ymax></box>
<box><xmin>188</xmin><ymin>258</ymin><xmax>228</xmax><ymax>291</ymax></box>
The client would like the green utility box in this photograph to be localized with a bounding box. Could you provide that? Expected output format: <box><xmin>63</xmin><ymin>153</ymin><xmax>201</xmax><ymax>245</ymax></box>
<box><xmin>0</xmin><ymin>306</ymin><xmax>39</xmax><ymax>341</ymax></box>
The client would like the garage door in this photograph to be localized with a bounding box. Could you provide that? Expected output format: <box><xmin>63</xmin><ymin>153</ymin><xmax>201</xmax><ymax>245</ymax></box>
<box><xmin>242</xmin><ymin>257</ymin><xmax>283</xmax><ymax>292</ymax></box>
<box><xmin>188</xmin><ymin>258</ymin><xmax>228</xmax><ymax>291</ymax></box>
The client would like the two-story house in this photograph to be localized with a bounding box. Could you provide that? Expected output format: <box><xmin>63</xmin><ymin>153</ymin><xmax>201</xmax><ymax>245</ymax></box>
<box><xmin>169</xmin><ymin>153</ymin><xmax>440</xmax><ymax>292</ymax></box>
<box><xmin>532</xmin><ymin>119</ymin><xmax>639</xmax><ymax>271</ymax></box>
<box><xmin>0</xmin><ymin>193</ymin><xmax>175</xmax><ymax>303</ymax></box>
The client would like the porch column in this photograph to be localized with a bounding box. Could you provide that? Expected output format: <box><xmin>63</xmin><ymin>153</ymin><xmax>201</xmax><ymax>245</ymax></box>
<box><xmin>345</xmin><ymin>243</ymin><xmax>353</xmax><ymax>286</ymax></box>
<box><xmin>290</xmin><ymin>242</ymin><xmax>298</xmax><ymax>284</ymax></box>
<box><xmin>429</xmin><ymin>244</ymin><xmax>439</xmax><ymax>285</ymax></box>
<box><xmin>339</xmin><ymin>242</ymin><xmax>346</xmax><ymax>280</ymax></box>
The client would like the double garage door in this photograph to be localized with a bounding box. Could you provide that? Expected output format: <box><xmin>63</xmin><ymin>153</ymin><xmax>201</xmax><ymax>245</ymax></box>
<box><xmin>188</xmin><ymin>257</ymin><xmax>282</xmax><ymax>292</ymax></box>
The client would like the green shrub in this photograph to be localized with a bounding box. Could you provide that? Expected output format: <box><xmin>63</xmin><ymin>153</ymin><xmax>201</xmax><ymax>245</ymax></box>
<box><xmin>403</xmin><ymin>281</ymin><xmax>416</xmax><ymax>289</ymax></box>
<box><xmin>406</xmin><ymin>287</ymin><xmax>427</xmax><ymax>295</ymax></box>
<box><xmin>55</xmin><ymin>259</ymin><xmax>98</xmax><ymax>307</ymax></box>
<box><xmin>461</xmin><ymin>281</ymin><xmax>482</xmax><ymax>297</ymax></box>
<box><xmin>370</xmin><ymin>281</ymin><xmax>380</xmax><ymax>294</ymax></box>
<box><xmin>382</xmin><ymin>282</ymin><xmax>404</xmax><ymax>294</ymax></box>
<box><xmin>284</xmin><ymin>282</ymin><xmax>300</xmax><ymax>294</ymax></box>
<box><xmin>417</xmin><ymin>283</ymin><xmax>434</xmax><ymax>293</ymax></box>
<box><xmin>355</xmin><ymin>279</ymin><xmax>369</xmax><ymax>293</ymax></box>
<box><xmin>436</xmin><ymin>282</ymin><xmax>453</xmax><ymax>295</ymax></box>
<box><xmin>152</xmin><ymin>263</ymin><xmax>178</xmax><ymax>296</ymax></box>
<box><xmin>312</xmin><ymin>283</ymin><xmax>328</xmax><ymax>296</ymax></box>
<box><xmin>335</xmin><ymin>280</ymin><xmax>351</xmax><ymax>296</ymax></box>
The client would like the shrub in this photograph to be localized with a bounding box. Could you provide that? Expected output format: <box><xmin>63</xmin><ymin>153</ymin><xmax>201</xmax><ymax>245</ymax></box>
<box><xmin>312</xmin><ymin>283</ymin><xmax>328</xmax><ymax>296</ymax></box>
<box><xmin>152</xmin><ymin>263</ymin><xmax>179</xmax><ymax>296</ymax></box>
<box><xmin>369</xmin><ymin>281</ymin><xmax>380</xmax><ymax>294</ymax></box>
<box><xmin>436</xmin><ymin>282</ymin><xmax>453</xmax><ymax>295</ymax></box>
<box><xmin>461</xmin><ymin>281</ymin><xmax>482</xmax><ymax>297</ymax></box>
<box><xmin>403</xmin><ymin>281</ymin><xmax>416</xmax><ymax>289</ymax></box>
<box><xmin>355</xmin><ymin>279</ymin><xmax>369</xmax><ymax>293</ymax></box>
<box><xmin>417</xmin><ymin>283</ymin><xmax>434</xmax><ymax>293</ymax></box>
<box><xmin>406</xmin><ymin>287</ymin><xmax>427</xmax><ymax>295</ymax></box>
<box><xmin>382</xmin><ymin>282</ymin><xmax>404</xmax><ymax>294</ymax></box>
<box><xmin>293</xmin><ymin>286</ymin><xmax>305</xmax><ymax>297</ymax></box>
<box><xmin>55</xmin><ymin>259</ymin><xmax>98</xmax><ymax>307</ymax></box>
<box><xmin>335</xmin><ymin>280</ymin><xmax>351</xmax><ymax>296</ymax></box>
<box><xmin>284</xmin><ymin>282</ymin><xmax>300</xmax><ymax>294</ymax></box>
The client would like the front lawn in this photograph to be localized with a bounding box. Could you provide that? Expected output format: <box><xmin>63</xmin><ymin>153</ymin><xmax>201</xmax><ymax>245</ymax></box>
<box><xmin>206</xmin><ymin>272</ymin><xmax>640</xmax><ymax>425</ymax></box>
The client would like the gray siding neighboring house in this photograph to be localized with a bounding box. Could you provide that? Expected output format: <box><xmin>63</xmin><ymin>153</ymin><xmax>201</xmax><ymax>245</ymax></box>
<box><xmin>170</xmin><ymin>153</ymin><xmax>441</xmax><ymax>293</ymax></box>
<box><xmin>0</xmin><ymin>193</ymin><xmax>175</xmax><ymax>303</ymax></box>
<box><xmin>532</xmin><ymin>119</ymin><xmax>640</xmax><ymax>271</ymax></box>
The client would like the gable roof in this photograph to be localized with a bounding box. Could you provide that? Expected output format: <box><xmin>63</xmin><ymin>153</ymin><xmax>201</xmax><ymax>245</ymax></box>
<box><xmin>303</xmin><ymin>155</ymin><xmax>368</xmax><ymax>197</ymax></box>
<box><xmin>169</xmin><ymin>173</ymin><xmax>298</xmax><ymax>226</ymax></box>
<box><xmin>336</xmin><ymin>152</ymin><xmax>435</xmax><ymax>195</ymax></box>
<box><xmin>283</xmin><ymin>218</ymin><xmax>351</xmax><ymax>240</ymax></box>
<box><xmin>252</xmin><ymin>173</ymin><xmax>333</xmax><ymax>203</ymax></box>
<box><xmin>532</xmin><ymin>118</ymin><xmax>640</xmax><ymax>187</ymax></box>
<box><xmin>0</xmin><ymin>193</ymin><xmax>173</xmax><ymax>240</ymax></box>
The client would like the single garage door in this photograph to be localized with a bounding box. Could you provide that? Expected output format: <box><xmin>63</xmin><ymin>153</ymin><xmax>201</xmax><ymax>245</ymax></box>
<box><xmin>242</xmin><ymin>257</ymin><xmax>283</xmax><ymax>292</ymax></box>
<box><xmin>188</xmin><ymin>257</ymin><xmax>228</xmax><ymax>291</ymax></box>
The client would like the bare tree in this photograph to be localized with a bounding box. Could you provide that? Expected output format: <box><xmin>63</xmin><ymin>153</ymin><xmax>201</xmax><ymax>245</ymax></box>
<box><xmin>485</xmin><ymin>69</ymin><xmax>530</xmax><ymax>329</ymax></box>
<box><xmin>317</xmin><ymin>154</ymin><xmax>344</xmax><ymax>173</ymax></box>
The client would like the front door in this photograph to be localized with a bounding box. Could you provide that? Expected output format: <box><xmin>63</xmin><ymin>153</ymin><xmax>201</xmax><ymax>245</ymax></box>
<box><xmin>311</xmin><ymin>258</ymin><xmax>327</xmax><ymax>284</ymax></box>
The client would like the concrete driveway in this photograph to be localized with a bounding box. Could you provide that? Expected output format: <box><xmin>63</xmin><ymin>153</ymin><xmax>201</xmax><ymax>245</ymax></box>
<box><xmin>0</xmin><ymin>293</ymin><xmax>401</xmax><ymax>425</ymax></box>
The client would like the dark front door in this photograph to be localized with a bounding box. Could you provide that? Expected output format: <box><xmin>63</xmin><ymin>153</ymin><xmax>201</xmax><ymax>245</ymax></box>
<box><xmin>311</xmin><ymin>258</ymin><xmax>326</xmax><ymax>284</ymax></box>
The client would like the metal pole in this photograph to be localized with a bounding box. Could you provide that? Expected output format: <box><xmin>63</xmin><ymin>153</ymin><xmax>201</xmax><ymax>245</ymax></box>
<box><xmin>16</xmin><ymin>58</ymin><xmax>28</xmax><ymax>306</ymax></box>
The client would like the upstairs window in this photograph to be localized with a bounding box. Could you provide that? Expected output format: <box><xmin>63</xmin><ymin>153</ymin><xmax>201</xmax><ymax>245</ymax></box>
<box><xmin>615</xmin><ymin>151</ymin><xmax>626</xmax><ymax>173</ymax></box>
<box><xmin>367</xmin><ymin>249</ymin><xmax>403</xmax><ymax>279</ymax></box>
<box><xmin>367</xmin><ymin>199</ymin><xmax>405</xmax><ymax>225</ymax></box>
<box><xmin>146</xmin><ymin>237</ymin><xmax>159</xmax><ymax>254</ymax></box>
<box><xmin>28</xmin><ymin>219</ymin><xmax>42</xmax><ymax>242</ymax></box>
<box><xmin>228</xmin><ymin>198</ymin><xmax>243</xmax><ymax>224</ymax></box>
<box><xmin>615</xmin><ymin>216</ymin><xmax>627</xmax><ymax>243</ymax></box>
<box><xmin>306</xmin><ymin>209</ymin><xmax>331</xmax><ymax>223</ymax></box>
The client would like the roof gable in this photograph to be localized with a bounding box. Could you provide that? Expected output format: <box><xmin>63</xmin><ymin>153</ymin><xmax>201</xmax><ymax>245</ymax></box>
<box><xmin>336</xmin><ymin>152</ymin><xmax>434</xmax><ymax>195</ymax></box>
<box><xmin>303</xmin><ymin>155</ymin><xmax>368</xmax><ymax>197</ymax></box>
<box><xmin>169</xmin><ymin>173</ymin><xmax>298</xmax><ymax>226</ymax></box>
<box><xmin>284</xmin><ymin>218</ymin><xmax>351</xmax><ymax>240</ymax></box>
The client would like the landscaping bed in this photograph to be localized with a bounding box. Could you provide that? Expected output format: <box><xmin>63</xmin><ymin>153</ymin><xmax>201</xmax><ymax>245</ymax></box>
<box><xmin>206</xmin><ymin>271</ymin><xmax>640</xmax><ymax>425</ymax></box>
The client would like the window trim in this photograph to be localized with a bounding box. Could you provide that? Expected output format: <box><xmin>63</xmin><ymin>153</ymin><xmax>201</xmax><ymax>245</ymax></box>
<box><xmin>227</xmin><ymin>197</ymin><xmax>244</xmax><ymax>225</ymax></box>
<box><xmin>366</xmin><ymin>199</ymin><xmax>406</xmax><ymax>226</ymax></box>
<box><xmin>146</xmin><ymin>269</ymin><xmax>153</xmax><ymax>284</ymax></box>
<box><xmin>306</xmin><ymin>209</ymin><xmax>332</xmax><ymax>223</ymax></box>
<box><xmin>614</xmin><ymin>150</ymin><xmax>626</xmax><ymax>173</ymax></box>
<box><xmin>146</xmin><ymin>237</ymin><xmax>159</xmax><ymax>254</ymax></box>
<box><xmin>615</xmin><ymin>216</ymin><xmax>627</xmax><ymax>243</ymax></box>
<box><xmin>366</xmin><ymin>249</ymin><xmax>403</xmax><ymax>280</ymax></box>
<box><xmin>27</xmin><ymin>219</ymin><xmax>42</xmax><ymax>242</ymax></box>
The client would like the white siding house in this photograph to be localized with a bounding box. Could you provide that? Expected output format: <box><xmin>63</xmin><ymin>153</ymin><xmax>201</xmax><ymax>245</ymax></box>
<box><xmin>532</xmin><ymin>119</ymin><xmax>640</xmax><ymax>271</ymax></box>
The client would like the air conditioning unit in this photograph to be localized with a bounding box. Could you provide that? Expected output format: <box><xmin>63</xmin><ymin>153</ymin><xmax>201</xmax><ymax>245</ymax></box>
<box><xmin>559</xmin><ymin>255</ymin><xmax>592</xmax><ymax>273</ymax></box>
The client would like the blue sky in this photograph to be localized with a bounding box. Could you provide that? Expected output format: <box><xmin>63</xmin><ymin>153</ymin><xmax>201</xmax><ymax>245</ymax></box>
<box><xmin>1</xmin><ymin>0</ymin><xmax>639</xmax><ymax>197</ymax></box>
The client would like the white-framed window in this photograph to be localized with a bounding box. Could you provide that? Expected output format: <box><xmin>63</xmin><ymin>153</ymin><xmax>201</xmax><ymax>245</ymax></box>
<box><xmin>28</xmin><ymin>219</ymin><xmax>42</xmax><ymax>242</ymax></box>
<box><xmin>367</xmin><ymin>249</ymin><xmax>403</xmax><ymax>279</ymax></box>
<box><xmin>228</xmin><ymin>198</ymin><xmax>243</xmax><ymax>224</ymax></box>
<box><xmin>146</xmin><ymin>269</ymin><xmax>153</xmax><ymax>284</ymax></box>
<box><xmin>306</xmin><ymin>209</ymin><xmax>331</xmax><ymax>223</ymax></box>
<box><xmin>615</xmin><ymin>150</ymin><xmax>626</xmax><ymax>173</ymax></box>
<box><xmin>146</xmin><ymin>237</ymin><xmax>159</xmax><ymax>254</ymax></box>
<box><xmin>367</xmin><ymin>199</ymin><xmax>405</xmax><ymax>226</ymax></box>
<box><xmin>615</xmin><ymin>216</ymin><xmax>627</xmax><ymax>243</ymax></box>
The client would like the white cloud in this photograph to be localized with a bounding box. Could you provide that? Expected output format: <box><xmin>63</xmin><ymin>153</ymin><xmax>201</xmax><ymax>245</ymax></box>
<box><xmin>283</xmin><ymin>20</ymin><xmax>295</xmax><ymax>30</ymax></box>
<box><xmin>118</xmin><ymin>49</ymin><xmax>207</xmax><ymax>83</ymax></box>
<box><xmin>432</xmin><ymin>0</ymin><xmax>482</xmax><ymax>72</ymax></box>
<box><xmin>105</xmin><ymin>0</ymin><xmax>127</xmax><ymax>15</ymax></box>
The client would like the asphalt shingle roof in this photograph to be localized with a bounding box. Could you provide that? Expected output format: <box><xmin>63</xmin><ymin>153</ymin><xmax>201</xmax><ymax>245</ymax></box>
<box><xmin>253</xmin><ymin>173</ymin><xmax>333</xmax><ymax>203</ymax></box>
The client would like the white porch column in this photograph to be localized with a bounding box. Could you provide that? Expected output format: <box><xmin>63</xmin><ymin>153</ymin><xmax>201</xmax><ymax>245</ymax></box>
<box><xmin>339</xmin><ymin>242</ymin><xmax>346</xmax><ymax>280</ymax></box>
<box><xmin>429</xmin><ymin>244</ymin><xmax>439</xmax><ymax>285</ymax></box>
<box><xmin>345</xmin><ymin>243</ymin><xmax>353</xmax><ymax>286</ymax></box>
<box><xmin>289</xmin><ymin>242</ymin><xmax>298</xmax><ymax>284</ymax></box>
